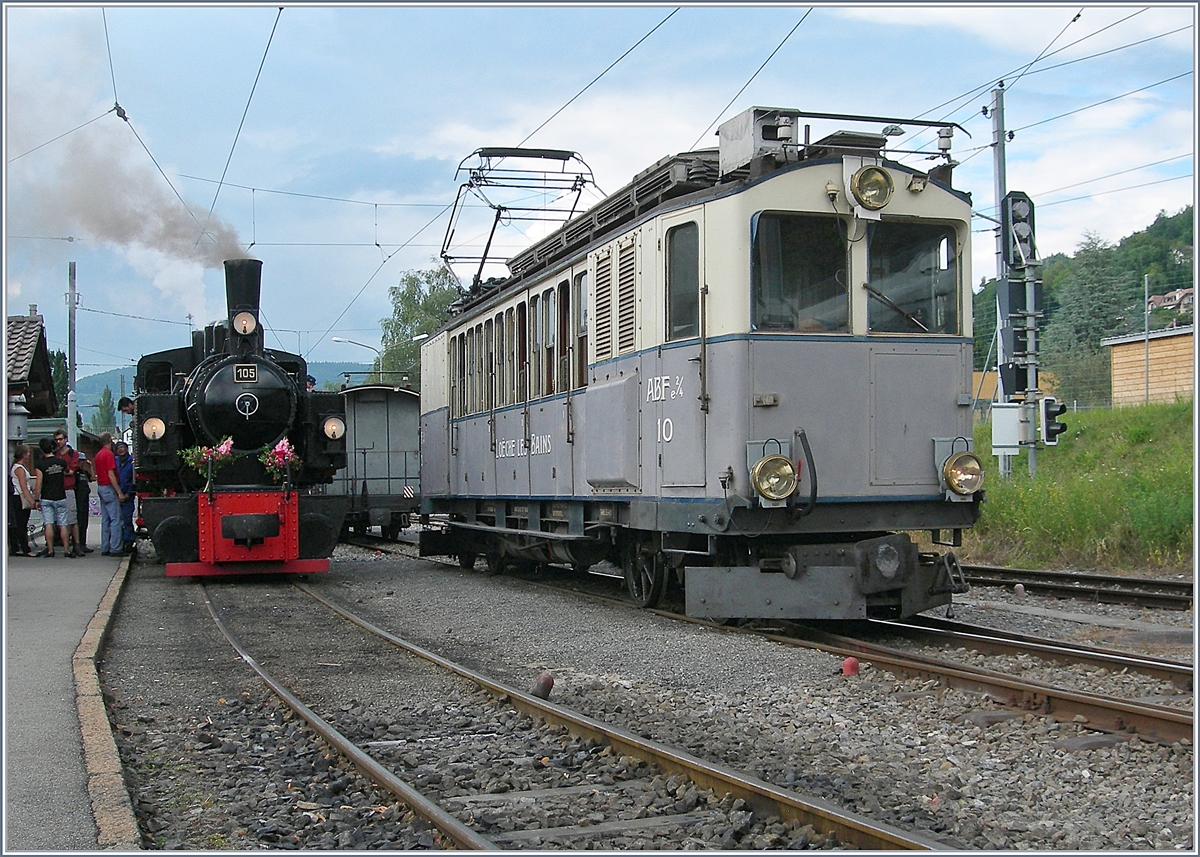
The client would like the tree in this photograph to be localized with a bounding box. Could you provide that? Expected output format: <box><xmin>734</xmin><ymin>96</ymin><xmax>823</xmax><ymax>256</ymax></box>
<box><xmin>379</xmin><ymin>263</ymin><xmax>462</xmax><ymax>389</ymax></box>
<box><xmin>1040</xmin><ymin>233</ymin><xmax>1130</xmax><ymax>407</ymax></box>
<box><xmin>88</xmin><ymin>386</ymin><xmax>116</xmax><ymax>434</ymax></box>
<box><xmin>50</xmin><ymin>349</ymin><xmax>67</xmax><ymax>417</ymax></box>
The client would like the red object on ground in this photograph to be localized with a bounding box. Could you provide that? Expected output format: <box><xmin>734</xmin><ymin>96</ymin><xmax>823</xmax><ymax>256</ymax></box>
<box><xmin>531</xmin><ymin>672</ymin><xmax>554</xmax><ymax>699</ymax></box>
<box><xmin>842</xmin><ymin>657</ymin><xmax>860</xmax><ymax>676</ymax></box>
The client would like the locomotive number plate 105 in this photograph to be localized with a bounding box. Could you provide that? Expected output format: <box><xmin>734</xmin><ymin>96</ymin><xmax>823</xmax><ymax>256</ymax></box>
<box><xmin>234</xmin><ymin>364</ymin><xmax>258</xmax><ymax>383</ymax></box>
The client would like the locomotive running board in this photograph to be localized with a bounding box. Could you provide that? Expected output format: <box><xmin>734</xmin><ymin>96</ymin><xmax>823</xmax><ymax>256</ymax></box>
<box><xmin>165</xmin><ymin>559</ymin><xmax>329</xmax><ymax>578</ymax></box>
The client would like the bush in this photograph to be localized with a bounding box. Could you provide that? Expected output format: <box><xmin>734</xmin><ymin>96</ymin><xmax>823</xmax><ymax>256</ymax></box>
<box><xmin>963</xmin><ymin>399</ymin><xmax>1192</xmax><ymax>571</ymax></box>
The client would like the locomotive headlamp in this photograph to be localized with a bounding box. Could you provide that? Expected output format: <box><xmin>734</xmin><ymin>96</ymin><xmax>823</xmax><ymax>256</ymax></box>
<box><xmin>142</xmin><ymin>417</ymin><xmax>167</xmax><ymax>441</ymax></box>
<box><xmin>322</xmin><ymin>415</ymin><xmax>346</xmax><ymax>441</ymax></box>
<box><xmin>850</xmin><ymin>166</ymin><xmax>894</xmax><ymax>210</ymax></box>
<box><xmin>750</xmin><ymin>454</ymin><xmax>798</xmax><ymax>501</ymax></box>
<box><xmin>942</xmin><ymin>451</ymin><xmax>984</xmax><ymax>495</ymax></box>
<box><xmin>232</xmin><ymin>311</ymin><xmax>258</xmax><ymax>335</ymax></box>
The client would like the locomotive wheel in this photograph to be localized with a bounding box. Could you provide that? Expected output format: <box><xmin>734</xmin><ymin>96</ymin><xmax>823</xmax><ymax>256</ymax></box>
<box><xmin>623</xmin><ymin>546</ymin><xmax>665</xmax><ymax>608</ymax></box>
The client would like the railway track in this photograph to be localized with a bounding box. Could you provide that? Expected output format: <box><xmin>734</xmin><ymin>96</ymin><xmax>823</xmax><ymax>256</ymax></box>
<box><xmin>198</xmin><ymin>579</ymin><xmax>951</xmax><ymax>850</ymax></box>
<box><xmin>960</xmin><ymin>564</ymin><xmax>1194</xmax><ymax>610</ymax></box>
<box><xmin>344</xmin><ymin>537</ymin><xmax>1193</xmax><ymax>743</ymax></box>
<box><xmin>766</xmin><ymin>622</ymin><xmax>1193</xmax><ymax>745</ymax></box>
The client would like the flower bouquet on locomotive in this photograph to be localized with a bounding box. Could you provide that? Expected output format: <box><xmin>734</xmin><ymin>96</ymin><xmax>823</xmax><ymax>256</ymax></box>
<box><xmin>131</xmin><ymin>259</ymin><xmax>350</xmax><ymax>576</ymax></box>
<box><xmin>418</xmin><ymin>107</ymin><xmax>985</xmax><ymax>620</ymax></box>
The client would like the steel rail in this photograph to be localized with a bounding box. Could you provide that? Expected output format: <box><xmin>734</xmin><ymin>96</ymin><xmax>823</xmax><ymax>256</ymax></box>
<box><xmin>960</xmin><ymin>565</ymin><xmax>1194</xmax><ymax>610</ymax></box>
<box><xmin>293</xmin><ymin>582</ymin><xmax>953</xmax><ymax>851</ymax></box>
<box><xmin>784</xmin><ymin>624</ymin><xmax>1192</xmax><ymax>745</ymax></box>
<box><xmin>198</xmin><ymin>585</ymin><xmax>498</xmax><ymax>851</ymax></box>
<box><xmin>883</xmin><ymin>616</ymin><xmax>1194</xmax><ymax>690</ymax></box>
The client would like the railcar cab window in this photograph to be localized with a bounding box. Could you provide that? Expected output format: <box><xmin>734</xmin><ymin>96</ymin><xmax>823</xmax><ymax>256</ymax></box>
<box><xmin>751</xmin><ymin>214</ymin><xmax>848</xmax><ymax>333</ymax></box>
<box><xmin>865</xmin><ymin>222</ymin><xmax>959</xmax><ymax>335</ymax></box>
<box><xmin>667</xmin><ymin>222</ymin><xmax>699</xmax><ymax>340</ymax></box>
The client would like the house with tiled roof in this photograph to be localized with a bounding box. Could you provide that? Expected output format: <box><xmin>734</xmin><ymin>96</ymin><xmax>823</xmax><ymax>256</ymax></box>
<box><xmin>7</xmin><ymin>305</ymin><xmax>59</xmax><ymax>454</ymax></box>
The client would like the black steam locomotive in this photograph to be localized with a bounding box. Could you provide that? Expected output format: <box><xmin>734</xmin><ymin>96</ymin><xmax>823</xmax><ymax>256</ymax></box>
<box><xmin>132</xmin><ymin>259</ymin><xmax>350</xmax><ymax>576</ymax></box>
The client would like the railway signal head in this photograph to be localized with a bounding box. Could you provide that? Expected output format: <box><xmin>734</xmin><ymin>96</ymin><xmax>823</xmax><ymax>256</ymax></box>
<box><xmin>1040</xmin><ymin>396</ymin><xmax>1067</xmax><ymax>445</ymax></box>
<box><xmin>1001</xmin><ymin>191</ymin><xmax>1037</xmax><ymax>268</ymax></box>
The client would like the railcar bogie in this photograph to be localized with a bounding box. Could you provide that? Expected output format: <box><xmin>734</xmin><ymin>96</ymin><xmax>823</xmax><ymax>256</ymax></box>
<box><xmin>419</xmin><ymin>106</ymin><xmax>984</xmax><ymax>620</ymax></box>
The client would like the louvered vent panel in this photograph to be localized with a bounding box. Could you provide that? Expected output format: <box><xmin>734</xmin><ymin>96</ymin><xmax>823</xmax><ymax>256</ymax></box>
<box><xmin>617</xmin><ymin>242</ymin><xmax>637</xmax><ymax>354</ymax></box>
<box><xmin>593</xmin><ymin>253</ymin><xmax>613</xmax><ymax>361</ymax></box>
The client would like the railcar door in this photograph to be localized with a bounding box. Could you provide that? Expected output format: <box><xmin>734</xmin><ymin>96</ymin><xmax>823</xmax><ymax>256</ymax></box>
<box><xmin>656</xmin><ymin>212</ymin><xmax>707</xmax><ymax>488</ymax></box>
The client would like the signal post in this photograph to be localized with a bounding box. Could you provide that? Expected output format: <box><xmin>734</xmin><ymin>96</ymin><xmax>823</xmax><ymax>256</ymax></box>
<box><xmin>994</xmin><ymin>190</ymin><xmax>1054</xmax><ymax>477</ymax></box>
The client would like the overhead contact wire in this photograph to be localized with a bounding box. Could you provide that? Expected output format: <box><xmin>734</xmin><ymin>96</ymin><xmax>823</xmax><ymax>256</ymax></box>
<box><xmin>689</xmin><ymin>9</ymin><xmax>812</xmax><ymax>151</ymax></box>
<box><xmin>518</xmin><ymin>8</ymin><xmax>680</xmax><ymax>147</ymax></box>
<box><xmin>6</xmin><ymin>110</ymin><xmax>114</xmax><ymax>164</ymax></box>
<box><xmin>196</xmin><ymin>6</ymin><xmax>283</xmax><ymax>248</ymax></box>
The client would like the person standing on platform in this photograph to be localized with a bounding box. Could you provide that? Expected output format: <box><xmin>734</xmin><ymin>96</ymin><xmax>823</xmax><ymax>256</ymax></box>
<box><xmin>9</xmin><ymin>445</ymin><xmax>37</xmax><ymax>557</ymax></box>
<box><xmin>52</xmin><ymin>430</ymin><xmax>87</xmax><ymax>555</ymax></box>
<box><xmin>72</xmin><ymin>448</ymin><xmax>94</xmax><ymax>552</ymax></box>
<box><xmin>34</xmin><ymin>437</ymin><xmax>72</xmax><ymax>558</ymax></box>
<box><xmin>93</xmin><ymin>433</ymin><xmax>126</xmax><ymax>556</ymax></box>
<box><xmin>115</xmin><ymin>440</ymin><xmax>136</xmax><ymax>554</ymax></box>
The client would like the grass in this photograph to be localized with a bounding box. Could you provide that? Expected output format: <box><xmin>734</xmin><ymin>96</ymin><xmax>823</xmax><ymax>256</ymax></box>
<box><xmin>959</xmin><ymin>398</ymin><xmax>1193</xmax><ymax>573</ymax></box>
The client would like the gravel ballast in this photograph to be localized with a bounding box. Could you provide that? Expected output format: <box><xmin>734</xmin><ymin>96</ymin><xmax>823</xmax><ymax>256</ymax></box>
<box><xmin>101</xmin><ymin>547</ymin><xmax>1194</xmax><ymax>850</ymax></box>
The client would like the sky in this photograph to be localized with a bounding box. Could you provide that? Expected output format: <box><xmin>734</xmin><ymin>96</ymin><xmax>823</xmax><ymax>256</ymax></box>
<box><xmin>3</xmin><ymin>2</ymin><xmax>1195</xmax><ymax>386</ymax></box>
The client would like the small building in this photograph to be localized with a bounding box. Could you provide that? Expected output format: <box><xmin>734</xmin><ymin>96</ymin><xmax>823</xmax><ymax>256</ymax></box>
<box><xmin>6</xmin><ymin>305</ymin><xmax>60</xmax><ymax>457</ymax></box>
<box><xmin>1101</xmin><ymin>325</ymin><xmax>1194</xmax><ymax>406</ymax></box>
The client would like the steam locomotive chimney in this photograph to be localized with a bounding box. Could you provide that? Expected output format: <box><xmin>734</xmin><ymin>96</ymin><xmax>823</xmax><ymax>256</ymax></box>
<box><xmin>224</xmin><ymin>258</ymin><xmax>263</xmax><ymax>355</ymax></box>
<box><xmin>225</xmin><ymin>258</ymin><xmax>262</xmax><ymax>316</ymax></box>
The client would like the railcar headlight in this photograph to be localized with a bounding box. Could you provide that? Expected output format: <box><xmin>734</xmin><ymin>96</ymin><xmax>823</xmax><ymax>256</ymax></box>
<box><xmin>942</xmin><ymin>451</ymin><xmax>984</xmax><ymax>495</ymax></box>
<box><xmin>141</xmin><ymin>417</ymin><xmax>166</xmax><ymax>441</ymax></box>
<box><xmin>850</xmin><ymin>166</ymin><xmax>894</xmax><ymax>210</ymax></box>
<box><xmin>322</xmin><ymin>415</ymin><xmax>346</xmax><ymax>440</ymax></box>
<box><xmin>232</xmin><ymin>311</ymin><xmax>257</xmax><ymax>335</ymax></box>
<box><xmin>751</xmin><ymin>455</ymin><xmax>797</xmax><ymax>501</ymax></box>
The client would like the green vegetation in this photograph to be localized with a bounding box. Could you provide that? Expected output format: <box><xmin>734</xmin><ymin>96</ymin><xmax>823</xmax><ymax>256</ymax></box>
<box><xmin>378</xmin><ymin>262</ymin><xmax>461</xmax><ymax>389</ymax></box>
<box><xmin>961</xmin><ymin>400</ymin><xmax>1193</xmax><ymax>572</ymax></box>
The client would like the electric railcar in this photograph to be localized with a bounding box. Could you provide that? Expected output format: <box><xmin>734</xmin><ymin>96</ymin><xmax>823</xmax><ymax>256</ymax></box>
<box><xmin>132</xmin><ymin>259</ymin><xmax>350</xmax><ymax>576</ymax></box>
<box><xmin>419</xmin><ymin>106</ymin><xmax>984</xmax><ymax>620</ymax></box>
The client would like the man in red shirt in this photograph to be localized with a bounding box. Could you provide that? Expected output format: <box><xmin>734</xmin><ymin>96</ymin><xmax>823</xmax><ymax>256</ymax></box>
<box><xmin>92</xmin><ymin>433</ymin><xmax>127</xmax><ymax>556</ymax></box>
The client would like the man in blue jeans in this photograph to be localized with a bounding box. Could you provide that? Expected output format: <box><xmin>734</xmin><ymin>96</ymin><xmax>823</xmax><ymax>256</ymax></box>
<box><xmin>92</xmin><ymin>433</ymin><xmax>126</xmax><ymax>556</ymax></box>
<box><xmin>114</xmin><ymin>440</ymin><xmax>136</xmax><ymax>553</ymax></box>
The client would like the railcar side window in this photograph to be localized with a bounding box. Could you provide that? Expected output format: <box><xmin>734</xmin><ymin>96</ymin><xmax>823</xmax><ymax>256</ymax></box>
<box><xmin>751</xmin><ymin>214</ymin><xmax>847</xmax><ymax>333</ymax></box>
<box><xmin>667</xmin><ymin>222</ymin><xmax>699</xmax><ymax>340</ymax></box>
<box><xmin>573</xmin><ymin>271</ymin><xmax>588</xmax><ymax>389</ymax></box>
<box><xmin>556</xmin><ymin>281</ymin><xmax>570</xmax><ymax>391</ymax></box>
<box><xmin>865</xmin><ymin>222</ymin><xmax>959</xmax><ymax>335</ymax></box>
<box><xmin>543</xmin><ymin>287</ymin><xmax>556</xmax><ymax>396</ymax></box>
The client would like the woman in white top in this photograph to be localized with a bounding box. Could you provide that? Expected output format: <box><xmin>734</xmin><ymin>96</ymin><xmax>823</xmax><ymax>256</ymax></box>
<box><xmin>9</xmin><ymin>444</ymin><xmax>38</xmax><ymax>557</ymax></box>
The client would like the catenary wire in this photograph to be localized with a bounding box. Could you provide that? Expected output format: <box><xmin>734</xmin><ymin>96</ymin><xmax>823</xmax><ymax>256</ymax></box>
<box><xmin>1010</xmin><ymin>70</ymin><xmax>1192</xmax><ymax>133</ymax></box>
<box><xmin>5</xmin><ymin>109</ymin><xmax>115</xmax><ymax>164</ymax></box>
<box><xmin>1000</xmin><ymin>9</ymin><xmax>1083</xmax><ymax>95</ymax></box>
<box><xmin>689</xmin><ymin>10</ymin><xmax>812</xmax><ymax>151</ymax></box>
<box><xmin>974</xmin><ymin>152</ymin><xmax>1193</xmax><ymax>217</ymax></box>
<box><xmin>76</xmin><ymin>306</ymin><xmax>192</xmax><ymax>326</ymax></box>
<box><xmin>897</xmin><ymin>9</ymin><xmax>1171</xmax><ymax>157</ymax></box>
<box><xmin>196</xmin><ymin>7</ymin><xmax>283</xmax><ymax>248</ymax></box>
<box><xmin>102</xmin><ymin>7</ymin><xmax>120</xmax><ymax>105</ymax></box>
<box><xmin>518</xmin><ymin>8</ymin><xmax>679</xmax><ymax>147</ymax></box>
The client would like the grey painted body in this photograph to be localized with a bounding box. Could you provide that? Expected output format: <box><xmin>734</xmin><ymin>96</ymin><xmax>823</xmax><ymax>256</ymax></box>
<box><xmin>329</xmin><ymin>385</ymin><xmax>421</xmax><ymax>534</ymax></box>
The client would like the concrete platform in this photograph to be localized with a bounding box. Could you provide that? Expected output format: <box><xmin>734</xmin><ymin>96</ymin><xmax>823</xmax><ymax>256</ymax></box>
<box><xmin>4</xmin><ymin>542</ymin><xmax>139</xmax><ymax>851</ymax></box>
